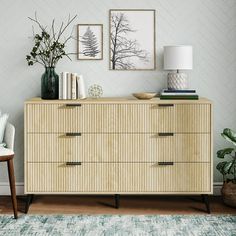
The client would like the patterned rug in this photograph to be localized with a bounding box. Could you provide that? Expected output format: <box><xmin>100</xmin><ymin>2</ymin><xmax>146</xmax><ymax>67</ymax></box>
<box><xmin>0</xmin><ymin>215</ymin><xmax>235</xmax><ymax>236</ymax></box>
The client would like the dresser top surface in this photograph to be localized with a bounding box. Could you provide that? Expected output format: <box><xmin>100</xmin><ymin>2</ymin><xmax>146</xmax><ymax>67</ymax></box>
<box><xmin>25</xmin><ymin>97</ymin><xmax>212</xmax><ymax>104</ymax></box>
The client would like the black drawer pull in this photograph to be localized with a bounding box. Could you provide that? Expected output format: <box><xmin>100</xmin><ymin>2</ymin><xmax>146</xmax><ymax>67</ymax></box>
<box><xmin>158</xmin><ymin>133</ymin><xmax>174</xmax><ymax>136</ymax></box>
<box><xmin>66</xmin><ymin>133</ymin><xmax>81</xmax><ymax>136</ymax></box>
<box><xmin>66</xmin><ymin>104</ymin><xmax>82</xmax><ymax>107</ymax></box>
<box><xmin>158</xmin><ymin>162</ymin><xmax>174</xmax><ymax>166</ymax></box>
<box><xmin>158</xmin><ymin>104</ymin><xmax>174</xmax><ymax>107</ymax></box>
<box><xmin>66</xmin><ymin>162</ymin><xmax>82</xmax><ymax>166</ymax></box>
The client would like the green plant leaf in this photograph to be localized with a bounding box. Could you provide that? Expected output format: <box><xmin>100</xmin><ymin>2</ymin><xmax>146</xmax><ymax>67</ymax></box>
<box><xmin>217</xmin><ymin>148</ymin><xmax>234</xmax><ymax>159</ymax></box>
<box><xmin>223</xmin><ymin>160</ymin><xmax>234</xmax><ymax>174</ymax></box>
<box><xmin>32</xmin><ymin>47</ymin><xmax>38</xmax><ymax>52</ymax></box>
<box><xmin>28</xmin><ymin>61</ymin><xmax>33</xmax><ymax>66</ymax></box>
<box><xmin>221</xmin><ymin>128</ymin><xmax>236</xmax><ymax>146</ymax></box>
<box><xmin>216</xmin><ymin>161</ymin><xmax>228</xmax><ymax>175</ymax></box>
<box><xmin>229</xmin><ymin>159</ymin><xmax>236</xmax><ymax>174</ymax></box>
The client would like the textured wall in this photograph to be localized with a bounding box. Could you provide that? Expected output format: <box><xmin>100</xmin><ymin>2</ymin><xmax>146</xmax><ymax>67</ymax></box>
<box><xmin>0</xmin><ymin>0</ymin><xmax>236</xmax><ymax>183</ymax></box>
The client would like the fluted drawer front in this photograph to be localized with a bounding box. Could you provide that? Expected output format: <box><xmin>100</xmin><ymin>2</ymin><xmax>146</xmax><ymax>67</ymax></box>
<box><xmin>25</xmin><ymin>104</ymin><xmax>152</xmax><ymax>133</ymax></box>
<box><xmin>157</xmin><ymin>133</ymin><xmax>211</xmax><ymax>162</ymax></box>
<box><xmin>27</xmin><ymin>163</ymin><xmax>118</xmax><ymax>193</ymax></box>
<box><xmin>151</xmin><ymin>104</ymin><xmax>211</xmax><ymax>133</ymax></box>
<box><xmin>26</xmin><ymin>163</ymin><xmax>210</xmax><ymax>193</ymax></box>
<box><xmin>26</xmin><ymin>133</ymin><xmax>159</xmax><ymax>162</ymax></box>
<box><xmin>119</xmin><ymin>163</ymin><xmax>211</xmax><ymax>192</ymax></box>
<box><xmin>26</xmin><ymin>133</ymin><xmax>210</xmax><ymax>163</ymax></box>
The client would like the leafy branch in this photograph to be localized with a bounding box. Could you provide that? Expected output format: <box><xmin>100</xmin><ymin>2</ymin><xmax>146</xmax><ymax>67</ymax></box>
<box><xmin>216</xmin><ymin>128</ymin><xmax>236</xmax><ymax>183</ymax></box>
<box><xmin>26</xmin><ymin>13</ymin><xmax>77</xmax><ymax>67</ymax></box>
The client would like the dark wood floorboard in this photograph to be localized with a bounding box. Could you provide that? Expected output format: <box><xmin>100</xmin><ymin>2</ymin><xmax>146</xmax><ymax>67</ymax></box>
<box><xmin>0</xmin><ymin>195</ymin><xmax>236</xmax><ymax>215</ymax></box>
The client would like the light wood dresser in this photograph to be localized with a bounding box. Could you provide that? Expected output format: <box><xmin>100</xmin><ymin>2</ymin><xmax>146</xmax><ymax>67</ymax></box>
<box><xmin>24</xmin><ymin>97</ymin><xmax>213</xmax><ymax>212</ymax></box>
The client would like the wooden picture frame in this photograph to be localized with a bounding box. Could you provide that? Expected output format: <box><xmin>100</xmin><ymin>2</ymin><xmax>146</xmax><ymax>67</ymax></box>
<box><xmin>77</xmin><ymin>24</ymin><xmax>103</xmax><ymax>60</ymax></box>
<box><xmin>109</xmin><ymin>9</ymin><xmax>156</xmax><ymax>70</ymax></box>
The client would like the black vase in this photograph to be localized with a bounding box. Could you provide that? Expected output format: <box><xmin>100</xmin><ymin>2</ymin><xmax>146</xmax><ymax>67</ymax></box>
<box><xmin>41</xmin><ymin>67</ymin><xmax>59</xmax><ymax>99</ymax></box>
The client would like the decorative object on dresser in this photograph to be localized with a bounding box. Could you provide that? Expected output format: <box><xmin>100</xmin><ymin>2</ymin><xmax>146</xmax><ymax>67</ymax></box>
<box><xmin>59</xmin><ymin>73</ymin><xmax>86</xmax><ymax>100</ymax></box>
<box><xmin>77</xmin><ymin>24</ymin><xmax>103</xmax><ymax>60</ymax></box>
<box><xmin>0</xmin><ymin>121</ymin><xmax>17</xmax><ymax>219</ymax></box>
<box><xmin>216</xmin><ymin>128</ymin><xmax>236</xmax><ymax>207</ymax></box>
<box><xmin>109</xmin><ymin>9</ymin><xmax>156</xmax><ymax>70</ymax></box>
<box><xmin>26</xmin><ymin>13</ymin><xmax>77</xmax><ymax>99</ymax></box>
<box><xmin>132</xmin><ymin>92</ymin><xmax>157</xmax><ymax>100</ymax></box>
<box><xmin>160</xmin><ymin>89</ymin><xmax>199</xmax><ymax>100</ymax></box>
<box><xmin>164</xmin><ymin>45</ymin><xmax>193</xmax><ymax>90</ymax></box>
<box><xmin>24</xmin><ymin>97</ymin><xmax>213</xmax><ymax>213</ymax></box>
<box><xmin>88</xmin><ymin>84</ymin><xmax>103</xmax><ymax>98</ymax></box>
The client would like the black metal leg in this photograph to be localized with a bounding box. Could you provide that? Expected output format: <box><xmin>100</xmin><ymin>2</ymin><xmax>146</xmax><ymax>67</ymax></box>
<box><xmin>25</xmin><ymin>194</ymin><xmax>34</xmax><ymax>214</ymax></box>
<box><xmin>202</xmin><ymin>194</ymin><xmax>210</xmax><ymax>214</ymax></box>
<box><xmin>201</xmin><ymin>195</ymin><xmax>205</xmax><ymax>203</ymax></box>
<box><xmin>115</xmin><ymin>194</ymin><xmax>120</xmax><ymax>209</ymax></box>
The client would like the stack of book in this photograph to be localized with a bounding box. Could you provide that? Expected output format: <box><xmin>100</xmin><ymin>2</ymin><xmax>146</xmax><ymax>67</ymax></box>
<box><xmin>59</xmin><ymin>72</ymin><xmax>86</xmax><ymax>100</ymax></box>
<box><xmin>160</xmin><ymin>89</ymin><xmax>199</xmax><ymax>100</ymax></box>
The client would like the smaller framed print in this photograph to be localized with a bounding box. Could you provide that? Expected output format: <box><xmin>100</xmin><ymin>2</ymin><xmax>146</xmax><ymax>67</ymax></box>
<box><xmin>77</xmin><ymin>24</ymin><xmax>103</xmax><ymax>60</ymax></box>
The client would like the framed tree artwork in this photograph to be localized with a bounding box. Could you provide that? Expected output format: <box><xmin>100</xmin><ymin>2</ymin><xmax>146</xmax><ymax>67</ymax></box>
<box><xmin>109</xmin><ymin>9</ymin><xmax>156</xmax><ymax>70</ymax></box>
<box><xmin>77</xmin><ymin>24</ymin><xmax>103</xmax><ymax>60</ymax></box>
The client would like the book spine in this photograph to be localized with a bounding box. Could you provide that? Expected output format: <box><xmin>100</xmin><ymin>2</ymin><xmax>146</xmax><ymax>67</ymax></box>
<box><xmin>71</xmin><ymin>73</ymin><xmax>77</xmax><ymax>100</ymax></box>
<box><xmin>160</xmin><ymin>97</ymin><xmax>199</xmax><ymax>100</ymax></box>
<box><xmin>161</xmin><ymin>92</ymin><xmax>197</xmax><ymax>96</ymax></box>
<box><xmin>59</xmin><ymin>73</ymin><xmax>63</xmax><ymax>99</ymax></box>
<box><xmin>160</xmin><ymin>95</ymin><xmax>199</xmax><ymax>100</ymax></box>
<box><xmin>163</xmin><ymin>89</ymin><xmax>196</xmax><ymax>93</ymax></box>
<box><xmin>67</xmin><ymin>73</ymin><xmax>72</xmax><ymax>99</ymax></box>
<box><xmin>76</xmin><ymin>75</ymin><xmax>86</xmax><ymax>99</ymax></box>
<box><xmin>62</xmin><ymin>72</ymin><xmax>68</xmax><ymax>100</ymax></box>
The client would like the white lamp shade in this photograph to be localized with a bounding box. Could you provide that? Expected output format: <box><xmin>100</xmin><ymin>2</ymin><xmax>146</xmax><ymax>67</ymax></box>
<box><xmin>164</xmin><ymin>45</ymin><xmax>193</xmax><ymax>70</ymax></box>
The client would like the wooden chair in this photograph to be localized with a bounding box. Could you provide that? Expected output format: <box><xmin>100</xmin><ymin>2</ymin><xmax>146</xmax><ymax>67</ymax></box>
<box><xmin>0</xmin><ymin>123</ymin><xmax>17</xmax><ymax>219</ymax></box>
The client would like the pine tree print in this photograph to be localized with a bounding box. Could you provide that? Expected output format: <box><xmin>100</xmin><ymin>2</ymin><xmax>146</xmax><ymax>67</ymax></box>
<box><xmin>80</xmin><ymin>27</ymin><xmax>100</xmax><ymax>57</ymax></box>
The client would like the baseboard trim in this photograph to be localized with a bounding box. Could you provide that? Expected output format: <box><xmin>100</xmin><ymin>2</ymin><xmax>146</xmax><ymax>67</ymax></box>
<box><xmin>0</xmin><ymin>182</ymin><xmax>223</xmax><ymax>196</ymax></box>
<box><xmin>0</xmin><ymin>182</ymin><xmax>24</xmax><ymax>195</ymax></box>
<box><xmin>213</xmin><ymin>182</ymin><xmax>223</xmax><ymax>196</ymax></box>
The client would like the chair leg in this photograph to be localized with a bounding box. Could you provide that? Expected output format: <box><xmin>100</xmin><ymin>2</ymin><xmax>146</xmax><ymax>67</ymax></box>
<box><xmin>7</xmin><ymin>159</ymin><xmax>18</xmax><ymax>219</ymax></box>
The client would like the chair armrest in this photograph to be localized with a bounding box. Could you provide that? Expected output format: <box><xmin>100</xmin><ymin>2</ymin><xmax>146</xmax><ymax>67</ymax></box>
<box><xmin>3</xmin><ymin>123</ymin><xmax>15</xmax><ymax>150</ymax></box>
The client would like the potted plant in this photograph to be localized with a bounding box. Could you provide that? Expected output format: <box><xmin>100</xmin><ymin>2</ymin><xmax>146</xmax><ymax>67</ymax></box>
<box><xmin>26</xmin><ymin>13</ymin><xmax>77</xmax><ymax>99</ymax></box>
<box><xmin>216</xmin><ymin>128</ymin><xmax>236</xmax><ymax>207</ymax></box>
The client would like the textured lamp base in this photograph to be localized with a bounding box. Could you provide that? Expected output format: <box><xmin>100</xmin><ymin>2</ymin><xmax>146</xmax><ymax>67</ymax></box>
<box><xmin>167</xmin><ymin>72</ymin><xmax>188</xmax><ymax>90</ymax></box>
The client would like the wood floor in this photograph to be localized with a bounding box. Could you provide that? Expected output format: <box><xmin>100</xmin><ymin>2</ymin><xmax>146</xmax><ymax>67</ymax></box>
<box><xmin>0</xmin><ymin>195</ymin><xmax>236</xmax><ymax>216</ymax></box>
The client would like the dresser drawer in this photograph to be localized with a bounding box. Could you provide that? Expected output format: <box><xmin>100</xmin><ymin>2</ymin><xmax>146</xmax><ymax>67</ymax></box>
<box><xmin>26</xmin><ymin>162</ymin><xmax>211</xmax><ymax>193</ymax></box>
<box><xmin>26</xmin><ymin>133</ymin><xmax>158</xmax><ymax>162</ymax></box>
<box><xmin>26</xmin><ymin>133</ymin><xmax>210</xmax><ymax>163</ymax></box>
<box><xmin>25</xmin><ymin>103</ymin><xmax>152</xmax><ymax>133</ymax></box>
<box><xmin>118</xmin><ymin>163</ymin><xmax>211</xmax><ymax>193</ymax></box>
<box><xmin>26</xmin><ymin>163</ymin><xmax>118</xmax><ymax>193</ymax></box>
<box><xmin>156</xmin><ymin>133</ymin><xmax>211</xmax><ymax>162</ymax></box>
<box><xmin>151</xmin><ymin>104</ymin><xmax>211</xmax><ymax>133</ymax></box>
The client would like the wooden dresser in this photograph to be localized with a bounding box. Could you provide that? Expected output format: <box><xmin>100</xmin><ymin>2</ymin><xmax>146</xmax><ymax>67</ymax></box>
<box><xmin>24</xmin><ymin>97</ymin><xmax>213</xmax><ymax>211</ymax></box>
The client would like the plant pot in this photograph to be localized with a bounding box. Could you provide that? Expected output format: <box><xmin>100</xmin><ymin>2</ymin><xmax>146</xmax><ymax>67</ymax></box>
<box><xmin>41</xmin><ymin>67</ymin><xmax>59</xmax><ymax>99</ymax></box>
<box><xmin>221</xmin><ymin>181</ymin><xmax>236</xmax><ymax>207</ymax></box>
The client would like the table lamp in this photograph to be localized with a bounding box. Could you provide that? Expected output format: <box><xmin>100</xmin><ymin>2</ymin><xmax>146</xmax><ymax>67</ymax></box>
<box><xmin>164</xmin><ymin>45</ymin><xmax>193</xmax><ymax>90</ymax></box>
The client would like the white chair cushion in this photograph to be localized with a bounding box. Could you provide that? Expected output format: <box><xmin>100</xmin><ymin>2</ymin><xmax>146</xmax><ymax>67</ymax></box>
<box><xmin>0</xmin><ymin>147</ymin><xmax>14</xmax><ymax>156</ymax></box>
<box><xmin>0</xmin><ymin>112</ymin><xmax>9</xmax><ymax>144</ymax></box>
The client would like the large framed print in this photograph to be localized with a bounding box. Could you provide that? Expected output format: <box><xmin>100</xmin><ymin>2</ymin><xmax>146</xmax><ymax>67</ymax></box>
<box><xmin>109</xmin><ymin>9</ymin><xmax>156</xmax><ymax>70</ymax></box>
<box><xmin>77</xmin><ymin>24</ymin><xmax>103</xmax><ymax>60</ymax></box>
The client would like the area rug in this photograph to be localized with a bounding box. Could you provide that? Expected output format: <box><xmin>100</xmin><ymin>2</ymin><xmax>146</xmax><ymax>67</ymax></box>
<box><xmin>0</xmin><ymin>215</ymin><xmax>235</xmax><ymax>236</ymax></box>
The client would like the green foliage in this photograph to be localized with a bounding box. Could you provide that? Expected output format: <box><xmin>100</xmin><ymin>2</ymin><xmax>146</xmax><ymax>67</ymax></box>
<box><xmin>221</xmin><ymin>128</ymin><xmax>236</xmax><ymax>146</ymax></box>
<box><xmin>26</xmin><ymin>13</ymin><xmax>77</xmax><ymax>67</ymax></box>
<box><xmin>216</xmin><ymin>128</ymin><xmax>236</xmax><ymax>182</ymax></box>
<box><xmin>217</xmin><ymin>148</ymin><xmax>234</xmax><ymax>158</ymax></box>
